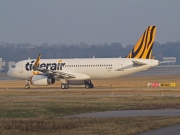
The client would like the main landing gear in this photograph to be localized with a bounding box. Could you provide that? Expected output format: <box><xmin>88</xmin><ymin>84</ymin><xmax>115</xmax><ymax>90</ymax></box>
<box><xmin>60</xmin><ymin>79</ymin><xmax>94</xmax><ymax>89</ymax></box>
<box><xmin>84</xmin><ymin>80</ymin><xmax>94</xmax><ymax>89</ymax></box>
<box><xmin>60</xmin><ymin>79</ymin><xmax>69</xmax><ymax>89</ymax></box>
<box><xmin>25</xmin><ymin>80</ymin><xmax>30</xmax><ymax>89</ymax></box>
<box><xmin>61</xmin><ymin>83</ymin><xmax>69</xmax><ymax>89</ymax></box>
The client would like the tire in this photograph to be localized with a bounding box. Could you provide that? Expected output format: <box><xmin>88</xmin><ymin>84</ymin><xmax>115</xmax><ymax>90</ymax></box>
<box><xmin>61</xmin><ymin>84</ymin><xmax>69</xmax><ymax>89</ymax></box>
<box><xmin>65</xmin><ymin>84</ymin><xmax>69</xmax><ymax>89</ymax></box>
<box><xmin>61</xmin><ymin>84</ymin><xmax>65</xmax><ymax>89</ymax></box>
<box><xmin>90</xmin><ymin>83</ymin><xmax>94</xmax><ymax>88</ymax></box>
<box><xmin>25</xmin><ymin>85</ymin><xmax>30</xmax><ymax>89</ymax></box>
<box><xmin>85</xmin><ymin>84</ymin><xmax>90</xmax><ymax>89</ymax></box>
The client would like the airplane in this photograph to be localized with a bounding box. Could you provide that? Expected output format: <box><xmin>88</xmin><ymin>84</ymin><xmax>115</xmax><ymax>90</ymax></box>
<box><xmin>7</xmin><ymin>26</ymin><xmax>159</xmax><ymax>89</ymax></box>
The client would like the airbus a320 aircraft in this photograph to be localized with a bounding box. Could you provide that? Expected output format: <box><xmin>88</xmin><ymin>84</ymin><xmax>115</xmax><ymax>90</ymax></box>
<box><xmin>7</xmin><ymin>26</ymin><xmax>159</xmax><ymax>89</ymax></box>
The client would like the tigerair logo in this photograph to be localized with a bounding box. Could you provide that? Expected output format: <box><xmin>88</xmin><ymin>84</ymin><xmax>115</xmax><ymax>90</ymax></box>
<box><xmin>25</xmin><ymin>60</ymin><xmax>65</xmax><ymax>72</ymax></box>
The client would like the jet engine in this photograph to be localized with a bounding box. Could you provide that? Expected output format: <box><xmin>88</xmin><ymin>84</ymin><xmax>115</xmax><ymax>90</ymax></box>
<box><xmin>30</xmin><ymin>75</ymin><xmax>55</xmax><ymax>86</ymax></box>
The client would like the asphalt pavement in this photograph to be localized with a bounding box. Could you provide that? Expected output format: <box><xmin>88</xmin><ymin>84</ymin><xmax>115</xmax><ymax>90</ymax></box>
<box><xmin>63</xmin><ymin>109</ymin><xmax>180</xmax><ymax>118</ymax></box>
<box><xmin>136</xmin><ymin>124</ymin><xmax>180</xmax><ymax>135</ymax></box>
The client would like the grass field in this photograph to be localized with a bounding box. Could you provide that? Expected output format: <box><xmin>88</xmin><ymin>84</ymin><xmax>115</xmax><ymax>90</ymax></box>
<box><xmin>0</xmin><ymin>74</ymin><xmax>180</xmax><ymax>134</ymax></box>
<box><xmin>0</xmin><ymin>117</ymin><xmax>180</xmax><ymax>135</ymax></box>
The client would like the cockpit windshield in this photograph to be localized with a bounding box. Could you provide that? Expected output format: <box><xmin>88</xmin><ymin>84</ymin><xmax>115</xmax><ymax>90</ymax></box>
<box><xmin>12</xmin><ymin>65</ymin><xmax>16</xmax><ymax>68</ymax></box>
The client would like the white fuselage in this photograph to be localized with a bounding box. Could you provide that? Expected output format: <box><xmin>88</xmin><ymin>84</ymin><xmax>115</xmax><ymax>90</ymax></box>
<box><xmin>7</xmin><ymin>58</ymin><xmax>159</xmax><ymax>80</ymax></box>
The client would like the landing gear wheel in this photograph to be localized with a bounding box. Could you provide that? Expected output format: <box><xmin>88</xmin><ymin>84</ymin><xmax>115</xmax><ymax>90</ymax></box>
<box><xmin>61</xmin><ymin>84</ymin><xmax>69</xmax><ymax>89</ymax></box>
<box><xmin>89</xmin><ymin>83</ymin><xmax>94</xmax><ymax>88</ymax></box>
<box><xmin>61</xmin><ymin>84</ymin><xmax>65</xmax><ymax>89</ymax></box>
<box><xmin>85</xmin><ymin>84</ymin><xmax>90</xmax><ymax>89</ymax></box>
<box><xmin>25</xmin><ymin>80</ymin><xmax>30</xmax><ymax>89</ymax></box>
<box><xmin>85</xmin><ymin>83</ymin><xmax>94</xmax><ymax>89</ymax></box>
<box><xmin>65</xmin><ymin>84</ymin><xmax>69</xmax><ymax>89</ymax></box>
<box><xmin>25</xmin><ymin>85</ymin><xmax>30</xmax><ymax>89</ymax></box>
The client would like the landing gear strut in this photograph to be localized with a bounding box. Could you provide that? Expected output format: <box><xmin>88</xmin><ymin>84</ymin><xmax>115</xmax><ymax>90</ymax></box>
<box><xmin>25</xmin><ymin>80</ymin><xmax>30</xmax><ymax>89</ymax></box>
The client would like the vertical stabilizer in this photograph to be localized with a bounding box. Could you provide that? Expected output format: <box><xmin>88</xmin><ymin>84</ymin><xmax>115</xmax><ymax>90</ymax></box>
<box><xmin>126</xmin><ymin>26</ymin><xmax>156</xmax><ymax>59</ymax></box>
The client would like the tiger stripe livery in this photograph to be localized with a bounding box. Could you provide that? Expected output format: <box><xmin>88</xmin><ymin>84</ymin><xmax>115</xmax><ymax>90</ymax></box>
<box><xmin>126</xmin><ymin>26</ymin><xmax>156</xmax><ymax>59</ymax></box>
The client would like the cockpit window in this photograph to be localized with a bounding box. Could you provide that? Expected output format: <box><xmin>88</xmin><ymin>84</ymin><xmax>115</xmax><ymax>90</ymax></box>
<box><xmin>12</xmin><ymin>65</ymin><xmax>16</xmax><ymax>68</ymax></box>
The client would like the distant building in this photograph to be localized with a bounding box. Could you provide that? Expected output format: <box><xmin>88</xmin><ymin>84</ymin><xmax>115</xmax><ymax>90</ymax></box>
<box><xmin>0</xmin><ymin>58</ymin><xmax>15</xmax><ymax>71</ymax></box>
<box><xmin>8</xmin><ymin>62</ymin><xmax>15</xmax><ymax>70</ymax></box>
<box><xmin>163</xmin><ymin>57</ymin><xmax>176</xmax><ymax>65</ymax></box>
<box><xmin>0</xmin><ymin>58</ymin><xmax>3</xmax><ymax>71</ymax></box>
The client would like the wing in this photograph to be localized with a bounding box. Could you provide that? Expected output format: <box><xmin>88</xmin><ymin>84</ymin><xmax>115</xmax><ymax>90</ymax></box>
<box><xmin>35</xmin><ymin>67</ymin><xmax>76</xmax><ymax>78</ymax></box>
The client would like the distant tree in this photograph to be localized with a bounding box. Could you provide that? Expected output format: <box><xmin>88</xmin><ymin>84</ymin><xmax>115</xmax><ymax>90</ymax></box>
<box><xmin>0</xmin><ymin>41</ymin><xmax>180</xmax><ymax>64</ymax></box>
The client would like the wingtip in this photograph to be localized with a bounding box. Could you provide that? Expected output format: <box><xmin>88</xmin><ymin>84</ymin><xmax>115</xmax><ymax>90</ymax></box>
<box><xmin>34</xmin><ymin>54</ymin><xmax>42</xmax><ymax>68</ymax></box>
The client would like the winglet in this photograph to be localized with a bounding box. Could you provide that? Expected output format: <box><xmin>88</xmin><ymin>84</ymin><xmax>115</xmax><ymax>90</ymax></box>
<box><xmin>33</xmin><ymin>54</ymin><xmax>41</xmax><ymax>69</ymax></box>
<box><xmin>126</xmin><ymin>26</ymin><xmax>157</xmax><ymax>59</ymax></box>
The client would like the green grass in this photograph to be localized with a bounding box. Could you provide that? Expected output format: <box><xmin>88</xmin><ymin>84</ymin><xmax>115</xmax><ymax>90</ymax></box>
<box><xmin>0</xmin><ymin>96</ymin><xmax>180</xmax><ymax>118</ymax></box>
<box><xmin>0</xmin><ymin>117</ymin><xmax>180</xmax><ymax>135</ymax></box>
<box><xmin>0</xmin><ymin>89</ymin><xmax>180</xmax><ymax>134</ymax></box>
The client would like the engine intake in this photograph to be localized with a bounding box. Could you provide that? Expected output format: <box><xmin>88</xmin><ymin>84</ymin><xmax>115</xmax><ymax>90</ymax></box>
<box><xmin>30</xmin><ymin>75</ymin><xmax>55</xmax><ymax>86</ymax></box>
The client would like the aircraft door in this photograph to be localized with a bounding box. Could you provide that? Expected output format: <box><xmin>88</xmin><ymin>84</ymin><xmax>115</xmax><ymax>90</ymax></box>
<box><xmin>19</xmin><ymin>64</ymin><xmax>23</xmax><ymax>73</ymax></box>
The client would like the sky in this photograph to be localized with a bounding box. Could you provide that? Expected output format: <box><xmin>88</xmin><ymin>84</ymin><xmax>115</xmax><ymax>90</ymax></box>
<box><xmin>0</xmin><ymin>0</ymin><xmax>180</xmax><ymax>46</ymax></box>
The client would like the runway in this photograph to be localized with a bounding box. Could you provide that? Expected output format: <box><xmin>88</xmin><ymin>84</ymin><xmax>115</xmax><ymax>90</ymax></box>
<box><xmin>136</xmin><ymin>124</ymin><xmax>180</xmax><ymax>135</ymax></box>
<box><xmin>0</xmin><ymin>77</ymin><xmax>17</xmax><ymax>81</ymax></box>
<box><xmin>63</xmin><ymin>109</ymin><xmax>180</xmax><ymax>118</ymax></box>
<box><xmin>63</xmin><ymin>109</ymin><xmax>180</xmax><ymax>135</ymax></box>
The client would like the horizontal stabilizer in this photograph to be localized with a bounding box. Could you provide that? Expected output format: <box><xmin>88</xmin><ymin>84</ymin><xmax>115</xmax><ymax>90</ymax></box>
<box><xmin>115</xmin><ymin>60</ymin><xmax>147</xmax><ymax>71</ymax></box>
<box><xmin>132</xmin><ymin>60</ymin><xmax>147</xmax><ymax>66</ymax></box>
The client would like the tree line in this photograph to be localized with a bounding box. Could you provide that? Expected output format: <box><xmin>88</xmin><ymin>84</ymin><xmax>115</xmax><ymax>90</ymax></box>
<box><xmin>0</xmin><ymin>41</ymin><xmax>180</xmax><ymax>64</ymax></box>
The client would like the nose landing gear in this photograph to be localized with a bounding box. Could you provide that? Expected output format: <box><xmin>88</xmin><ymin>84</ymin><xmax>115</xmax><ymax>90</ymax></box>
<box><xmin>25</xmin><ymin>80</ymin><xmax>30</xmax><ymax>89</ymax></box>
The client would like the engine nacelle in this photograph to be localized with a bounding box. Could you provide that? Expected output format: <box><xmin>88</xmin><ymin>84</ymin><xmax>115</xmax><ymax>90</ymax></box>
<box><xmin>30</xmin><ymin>75</ymin><xmax>55</xmax><ymax>86</ymax></box>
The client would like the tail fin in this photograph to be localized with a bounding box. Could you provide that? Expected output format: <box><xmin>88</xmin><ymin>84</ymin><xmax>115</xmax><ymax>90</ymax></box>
<box><xmin>126</xmin><ymin>26</ymin><xmax>156</xmax><ymax>59</ymax></box>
